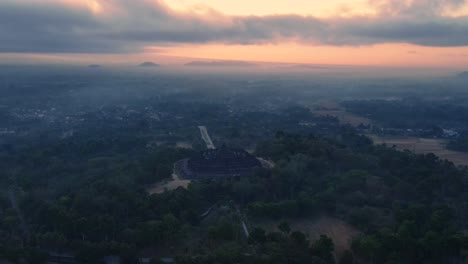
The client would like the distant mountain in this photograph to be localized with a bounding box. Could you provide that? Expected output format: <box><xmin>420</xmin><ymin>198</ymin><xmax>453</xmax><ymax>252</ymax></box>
<box><xmin>139</xmin><ymin>62</ymin><xmax>160</xmax><ymax>67</ymax></box>
<box><xmin>457</xmin><ymin>71</ymin><xmax>468</xmax><ymax>78</ymax></box>
<box><xmin>185</xmin><ymin>61</ymin><xmax>256</xmax><ymax>67</ymax></box>
<box><xmin>88</xmin><ymin>64</ymin><xmax>101</xmax><ymax>68</ymax></box>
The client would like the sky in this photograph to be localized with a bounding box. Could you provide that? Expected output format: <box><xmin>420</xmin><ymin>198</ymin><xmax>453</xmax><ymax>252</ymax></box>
<box><xmin>1</xmin><ymin>0</ymin><xmax>468</xmax><ymax>67</ymax></box>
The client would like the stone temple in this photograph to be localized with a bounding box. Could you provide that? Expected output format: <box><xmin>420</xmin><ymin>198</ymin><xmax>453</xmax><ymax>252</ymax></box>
<box><xmin>175</xmin><ymin>146</ymin><xmax>261</xmax><ymax>179</ymax></box>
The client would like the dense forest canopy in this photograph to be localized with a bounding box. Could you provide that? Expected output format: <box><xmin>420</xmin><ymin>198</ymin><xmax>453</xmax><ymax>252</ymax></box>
<box><xmin>1</xmin><ymin>69</ymin><xmax>468</xmax><ymax>263</ymax></box>
<box><xmin>2</xmin><ymin>129</ymin><xmax>468</xmax><ymax>263</ymax></box>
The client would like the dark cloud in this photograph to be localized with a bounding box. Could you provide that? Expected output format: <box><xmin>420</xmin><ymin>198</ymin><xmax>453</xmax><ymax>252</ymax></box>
<box><xmin>0</xmin><ymin>1</ymin><xmax>122</xmax><ymax>53</ymax></box>
<box><xmin>0</xmin><ymin>0</ymin><xmax>467</xmax><ymax>53</ymax></box>
<box><xmin>332</xmin><ymin>16</ymin><xmax>468</xmax><ymax>46</ymax></box>
<box><xmin>109</xmin><ymin>15</ymin><xmax>326</xmax><ymax>45</ymax></box>
<box><xmin>367</xmin><ymin>0</ymin><xmax>467</xmax><ymax>18</ymax></box>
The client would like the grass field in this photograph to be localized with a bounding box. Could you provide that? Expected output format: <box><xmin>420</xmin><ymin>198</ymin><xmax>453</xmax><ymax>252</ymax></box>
<box><xmin>176</xmin><ymin>142</ymin><xmax>193</xmax><ymax>149</ymax></box>
<box><xmin>369</xmin><ymin>134</ymin><xmax>468</xmax><ymax>166</ymax></box>
<box><xmin>309</xmin><ymin>102</ymin><xmax>372</xmax><ymax>127</ymax></box>
<box><xmin>254</xmin><ymin>215</ymin><xmax>360</xmax><ymax>258</ymax></box>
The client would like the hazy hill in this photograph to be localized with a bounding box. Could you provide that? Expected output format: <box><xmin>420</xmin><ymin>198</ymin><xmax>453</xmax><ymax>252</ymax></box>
<box><xmin>292</xmin><ymin>64</ymin><xmax>330</xmax><ymax>70</ymax></box>
<box><xmin>457</xmin><ymin>71</ymin><xmax>468</xmax><ymax>78</ymax></box>
<box><xmin>139</xmin><ymin>62</ymin><xmax>160</xmax><ymax>67</ymax></box>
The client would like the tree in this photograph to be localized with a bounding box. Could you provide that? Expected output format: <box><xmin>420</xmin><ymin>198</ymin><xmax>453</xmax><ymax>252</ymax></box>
<box><xmin>290</xmin><ymin>231</ymin><xmax>308</xmax><ymax>248</ymax></box>
<box><xmin>278</xmin><ymin>221</ymin><xmax>291</xmax><ymax>234</ymax></box>
<box><xmin>249</xmin><ymin>228</ymin><xmax>267</xmax><ymax>245</ymax></box>
<box><xmin>24</xmin><ymin>248</ymin><xmax>49</xmax><ymax>264</ymax></box>
<box><xmin>339</xmin><ymin>250</ymin><xmax>354</xmax><ymax>264</ymax></box>
<box><xmin>351</xmin><ymin>236</ymin><xmax>381</xmax><ymax>264</ymax></box>
<box><xmin>311</xmin><ymin>235</ymin><xmax>335</xmax><ymax>264</ymax></box>
<box><xmin>208</xmin><ymin>219</ymin><xmax>235</xmax><ymax>241</ymax></box>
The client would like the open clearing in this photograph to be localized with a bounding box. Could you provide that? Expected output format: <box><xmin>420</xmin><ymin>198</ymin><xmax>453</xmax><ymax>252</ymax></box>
<box><xmin>176</xmin><ymin>142</ymin><xmax>193</xmax><ymax>149</ymax></box>
<box><xmin>146</xmin><ymin>173</ymin><xmax>191</xmax><ymax>195</ymax></box>
<box><xmin>369</xmin><ymin>134</ymin><xmax>468</xmax><ymax>166</ymax></box>
<box><xmin>255</xmin><ymin>215</ymin><xmax>360</xmax><ymax>257</ymax></box>
<box><xmin>309</xmin><ymin>102</ymin><xmax>372</xmax><ymax>127</ymax></box>
<box><xmin>313</xmin><ymin>110</ymin><xmax>372</xmax><ymax>126</ymax></box>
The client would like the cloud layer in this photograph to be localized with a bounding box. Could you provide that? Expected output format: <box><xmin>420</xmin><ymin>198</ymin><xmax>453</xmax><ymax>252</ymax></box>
<box><xmin>1</xmin><ymin>0</ymin><xmax>467</xmax><ymax>53</ymax></box>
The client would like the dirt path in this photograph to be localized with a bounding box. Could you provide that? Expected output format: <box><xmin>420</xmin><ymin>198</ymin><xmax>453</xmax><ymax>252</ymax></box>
<box><xmin>8</xmin><ymin>187</ymin><xmax>29</xmax><ymax>239</ymax></box>
<box><xmin>257</xmin><ymin>157</ymin><xmax>275</xmax><ymax>169</ymax></box>
<box><xmin>234</xmin><ymin>204</ymin><xmax>250</xmax><ymax>238</ymax></box>
<box><xmin>146</xmin><ymin>173</ymin><xmax>191</xmax><ymax>195</ymax></box>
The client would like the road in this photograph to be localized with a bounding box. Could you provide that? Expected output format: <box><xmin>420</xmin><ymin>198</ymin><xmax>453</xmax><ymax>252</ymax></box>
<box><xmin>198</xmin><ymin>126</ymin><xmax>216</xmax><ymax>149</ymax></box>
<box><xmin>233</xmin><ymin>203</ymin><xmax>250</xmax><ymax>238</ymax></box>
